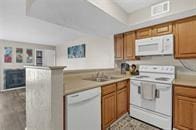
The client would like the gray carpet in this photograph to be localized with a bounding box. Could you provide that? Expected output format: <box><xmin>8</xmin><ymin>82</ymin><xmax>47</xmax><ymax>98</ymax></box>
<box><xmin>0</xmin><ymin>89</ymin><xmax>26</xmax><ymax>130</ymax></box>
<box><xmin>108</xmin><ymin>115</ymin><xmax>161</xmax><ymax>130</ymax></box>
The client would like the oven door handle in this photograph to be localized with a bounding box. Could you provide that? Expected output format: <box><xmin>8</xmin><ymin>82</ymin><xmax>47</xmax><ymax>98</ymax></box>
<box><xmin>155</xmin><ymin>89</ymin><xmax>160</xmax><ymax>98</ymax></box>
<box><xmin>138</xmin><ymin>86</ymin><xmax>141</xmax><ymax>94</ymax></box>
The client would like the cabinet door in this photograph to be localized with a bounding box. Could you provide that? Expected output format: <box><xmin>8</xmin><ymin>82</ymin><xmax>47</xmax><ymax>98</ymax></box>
<box><xmin>114</xmin><ymin>34</ymin><xmax>124</xmax><ymax>60</ymax></box>
<box><xmin>153</xmin><ymin>23</ymin><xmax>173</xmax><ymax>36</ymax></box>
<box><xmin>102</xmin><ymin>92</ymin><xmax>116</xmax><ymax>129</ymax></box>
<box><xmin>124</xmin><ymin>32</ymin><xmax>137</xmax><ymax>60</ymax></box>
<box><xmin>116</xmin><ymin>87</ymin><xmax>128</xmax><ymax>118</ymax></box>
<box><xmin>136</xmin><ymin>28</ymin><xmax>152</xmax><ymax>39</ymax></box>
<box><xmin>174</xmin><ymin>86</ymin><xmax>196</xmax><ymax>130</ymax></box>
<box><xmin>174</xmin><ymin>17</ymin><xmax>196</xmax><ymax>58</ymax></box>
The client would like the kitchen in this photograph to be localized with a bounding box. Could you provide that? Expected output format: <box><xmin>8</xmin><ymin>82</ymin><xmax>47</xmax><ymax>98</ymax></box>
<box><xmin>1</xmin><ymin>0</ymin><xmax>196</xmax><ymax>130</ymax></box>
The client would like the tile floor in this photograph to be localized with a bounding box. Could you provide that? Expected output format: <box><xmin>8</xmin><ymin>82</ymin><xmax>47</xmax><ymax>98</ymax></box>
<box><xmin>109</xmin><ymin>115</ymin><xmax>161</xmax><ymax>130</ymax></box>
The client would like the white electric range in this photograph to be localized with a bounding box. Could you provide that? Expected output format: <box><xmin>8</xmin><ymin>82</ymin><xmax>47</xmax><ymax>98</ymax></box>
<box><xmin>130</xmin><ymin>65</ymin><xmax>175</xmax><ymax>130</ymax></box>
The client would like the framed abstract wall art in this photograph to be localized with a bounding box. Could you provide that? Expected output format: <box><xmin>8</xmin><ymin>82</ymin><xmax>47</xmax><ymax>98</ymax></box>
<box><xmin>68</xmin><ymin>44</ymin><xmax>86</xmax><ymax>59</ymax></box>
<box><xmin>26</xmin><ymin>49</ymin><xmax>33</xmax><ymax>64</ymax></box>
<box><xmin>4</xmin><ymin>47</ymin><xmax>13</xmax><ymax>63</ymax></box>
<box><xmin>16</xmin><ymin>48</ymin><xmax>23</xmax><ymax>63</ymax></box>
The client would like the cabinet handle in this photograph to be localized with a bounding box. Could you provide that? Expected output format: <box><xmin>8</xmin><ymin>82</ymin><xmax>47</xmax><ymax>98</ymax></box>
<box><xmin>71</xmin><ymin>94</ymin><xmax>79</xmax><ymax>98</ymax></box>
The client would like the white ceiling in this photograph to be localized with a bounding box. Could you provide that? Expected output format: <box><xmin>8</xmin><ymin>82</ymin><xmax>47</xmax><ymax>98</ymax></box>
<box><xmin>113</xmin><ymin>0</ymin><xmax>166</xmax><ymax>13</ymax></box>
<box><xmin>0</xmin><ymin>0</ymin><xmax>84</xmax><ymax>45</ymax></box>
<box><xmin>28</xmin><ymin>0</ymin><xmax>128</xmax><ymax>36</ymax></box>
<box><xmin>2</xmin><ymin>0</ymin><xmax>195</xmax><ymax>45</ymax></box>
<box><xmin>26</xmin><ymin>0</ymin><xmax>196</xmax><ymax>40</ymax></box>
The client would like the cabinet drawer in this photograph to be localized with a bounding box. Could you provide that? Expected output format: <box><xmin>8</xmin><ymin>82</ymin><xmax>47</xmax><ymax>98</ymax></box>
<box><xmin>117</xmin><ymin>80</ymin><xmax>127</xmax><ymax>90</ymax></box>
<box><xmin>175</xmin><ymin>85</ymin><xmax>196</xmax><ymax>98</ymax></box>
<box><xmin>102</xmin><ymin>84</ymin><xmax>116</xmax><ymax>96</ymax></box>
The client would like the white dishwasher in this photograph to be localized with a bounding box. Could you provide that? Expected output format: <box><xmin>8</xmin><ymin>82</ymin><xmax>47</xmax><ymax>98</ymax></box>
<box><xmin>66</xmin><ymin>87</ymin><xmax>101</xmax><ymax>130</ymax></box>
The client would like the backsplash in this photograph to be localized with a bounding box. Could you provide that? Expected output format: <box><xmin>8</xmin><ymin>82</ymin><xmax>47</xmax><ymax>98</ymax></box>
<box><xmin>115</xmin><ymin>55</ymin><xmax>196</xmax><ymax>76</ymax></box>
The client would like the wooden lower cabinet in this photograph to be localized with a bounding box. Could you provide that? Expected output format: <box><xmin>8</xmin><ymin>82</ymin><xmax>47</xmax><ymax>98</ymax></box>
<box><xmin>102</xmin><ymin>92</ymin><xmax>116</xmax><ymax>130</ymax></box>
<box><xmin>101</xmin><ymin>80</ymin><xmax>129</xmax><ymax>130</ymax></box>
<box><xmin>174</xmin><ymin>85</ymin><xmax>196</xmax><ymax>130</ymax></box>
<box><xmin>116</xmin><ymin>87</ymin><xmax>128</xmax><ymax>118</ymax></box>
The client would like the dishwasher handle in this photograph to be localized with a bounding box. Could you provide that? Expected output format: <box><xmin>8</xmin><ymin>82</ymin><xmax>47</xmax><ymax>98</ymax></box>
<box><xmin>66</xmin><ymin>88</ymin><xmax>101</xmax><ymax>105</ymax></box>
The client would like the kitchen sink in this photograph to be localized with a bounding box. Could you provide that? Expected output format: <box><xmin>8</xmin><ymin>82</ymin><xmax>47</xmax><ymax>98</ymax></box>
<box><xmin>83</xmin><ymin>77</ymin><xmax>109</xmax><ymax>82</ymax></box>
<box><xmin>110</xmin><ymin>76</ymin><xmax>124</xmax><ymax>79</ymax></box>
<box><xmin>83</xmin><ymin>75</ymin><xmax>123</xmax><ymax>82</ymax></box>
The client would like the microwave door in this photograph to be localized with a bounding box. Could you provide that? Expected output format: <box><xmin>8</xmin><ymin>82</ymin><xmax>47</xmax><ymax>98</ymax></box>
<box><xmin>162</xmin><ymin>34</ymin><xmax>174</xmax><ymax>55</ymax></box>
<box><xmin>136</xmin><ymin>38</ymin><xmax>162</xmax><ymax>56</ymax></box>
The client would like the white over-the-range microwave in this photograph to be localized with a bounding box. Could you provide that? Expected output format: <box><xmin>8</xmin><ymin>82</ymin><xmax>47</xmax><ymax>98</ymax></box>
<box><xmin>135</xmin><ymin>34</ymin><xmax>173</xmax><ymax>56</ymax></box>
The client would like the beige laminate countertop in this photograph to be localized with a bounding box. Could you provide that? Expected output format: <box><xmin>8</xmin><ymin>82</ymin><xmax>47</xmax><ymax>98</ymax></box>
<box><xmin>64</xmin><ymin>72</ymin><xmax>196</xmax><ymax>95</ymax></box>
<box><xmin>173</xmin><ymin>75</ymin><xmax>196</xmax><ymax>88</ymax></box>
<box><xmin>64</xmin><ymin>74</ymin><xmax>131</xmax><ymax>95</ymax></box>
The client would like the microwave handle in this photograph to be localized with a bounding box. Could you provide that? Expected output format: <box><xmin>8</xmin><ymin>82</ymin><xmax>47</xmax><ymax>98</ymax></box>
<box><xmin>161</xmin><ymin>39</ymin><xmax>164</xmax><ymax>53</ymax></box>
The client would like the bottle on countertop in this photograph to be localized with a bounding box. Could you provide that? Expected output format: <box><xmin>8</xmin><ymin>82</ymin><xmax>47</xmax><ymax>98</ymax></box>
<box><xmin>130</xmin><ymin>64</ymin><xmax>139</xmax><ymax>75</ymax></box>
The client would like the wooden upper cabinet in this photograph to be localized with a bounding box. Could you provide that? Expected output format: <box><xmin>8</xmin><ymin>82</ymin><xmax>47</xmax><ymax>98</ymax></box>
<box><xmin>124</xmin><ymin>32</ymin><xmax>137</xmax><ymax>60</ymax></box>
<box><xmin>136</xmin><ymin>23</ymin><xmax>173</xmax><ymax>39</ymax></box>
<box><xmin>152</xmin><ymin>23</ymin><xmax>173</xmax><ymax>36</ymax></box>
<box><xmin>174</xmin><ymin>85</ymin><xmax>196</xmax><ymax>130</ymax></box>
<box><xmin>114</xmin><ymin>34</ymin><xmax>124</xmax><ymax>60</ymax></box>
<box><xmin>136</xmin><ymin>27</ymin><xmax>152</xmax><ymax>39</ymax></box>
<box><xmin>174</xmin><ymin>16</ymin><xmax>196</xmax><ymax>58</ymax></box>
<box><xmin>115</xmin><ymin>16</ymin><xmax>196</xmax><ymax>59</ymax></box>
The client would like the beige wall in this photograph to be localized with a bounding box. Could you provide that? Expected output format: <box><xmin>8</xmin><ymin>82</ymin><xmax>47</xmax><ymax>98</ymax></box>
<box><xmin>128</xmin><ymin>0</ymin><xmax>196</xmax><ymax>24</ymax></box>
<box><xmin>127</xmin><ymin>0</ymin><xmax>196</xmax><ymax>30</ymax></box>
<box><xmin>56</xmin><ymin>35</ymin><xmax>115</xmax><ymax>70</ymax></box>
<box><xmin>0</xmin><ymin>39</ymin><xmax>55</xmax><ymax>90</ymax></box>
<box><xmin>117</xmin><ymin>0</ymin><xmax>196</xmax><ymax>76</ymax></box>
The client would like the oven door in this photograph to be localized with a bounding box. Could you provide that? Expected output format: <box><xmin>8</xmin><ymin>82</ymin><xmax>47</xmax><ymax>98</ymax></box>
<box><xmin>130</xmin><ymin>80</ymin><xmax>172</xmax><ymax>116</ymax></box>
